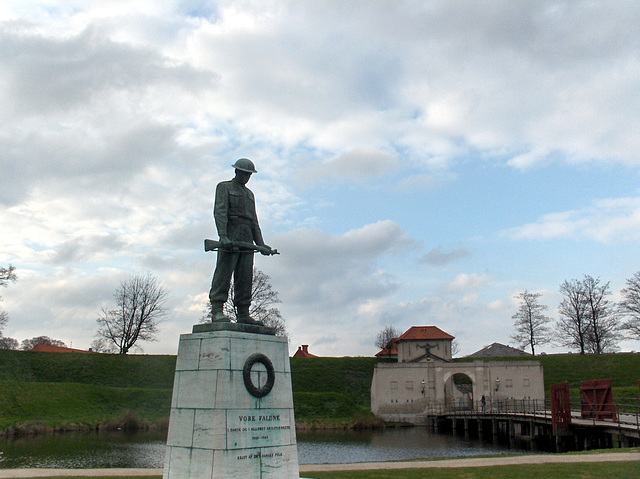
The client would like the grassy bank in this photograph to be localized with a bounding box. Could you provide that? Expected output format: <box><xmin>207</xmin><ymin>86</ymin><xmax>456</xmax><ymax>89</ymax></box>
<box><xmin>0</xmin><ymin>350</ymin><xmax>175</xmax><ymax>389</ymax></box>
<box><xmin>1</xmin><ymin>350</ymin><xmax>640</xmax><ymax>434</ymax></box>
<box><xmin>537</xmin><ymin>353</ymin><xmax>640</xmax><ymax>393</ymax></box>
<box><xmin>0</xmin><ymin>350</ymin><xmax>175</xmax><ymax>434</ymax></box>
<box><xmin>14</xmin><ymin>459</ymin><xmax>640</xmax><ymax>478</ymax></box>
<box><xmin>0</xmin><ymin>380</ymin><xmax>171</xmax><ymax>431</ymax></box>
<box><xmin>291</xmin><ymin>356</ymin><xmax>379</xmax><ymax>427</ymax></box>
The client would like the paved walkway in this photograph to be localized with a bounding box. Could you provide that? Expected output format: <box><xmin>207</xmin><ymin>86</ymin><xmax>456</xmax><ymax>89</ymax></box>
<box><xmin>0</xmin><ymin>452</ymin><xmax>638</xmax><ymax>477</ymax></box>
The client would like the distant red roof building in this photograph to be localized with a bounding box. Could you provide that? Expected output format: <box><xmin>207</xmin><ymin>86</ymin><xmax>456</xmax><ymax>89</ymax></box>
<box><xmin>375</xmin><ymin>338</ymin><xmax>398</xmax><ymax>358</ymax></box>
<box><xmin>397</xmin><ymin>326</ymin><xmax>454</xmax><ymax>341</ymax></box>
<box><xmin>293</xmin><ymin>345</ymin><xmax>318</xmax><ymax>358</ymax></box>
<box><xmin>375</xmin><ymin>326</ymin><xmax>455</xmax><ymax>362</ymax></box>
<box><xmin>31</xmin><ymin>344</ymin><xmax>91</xmax><ymax>354</ymax></box>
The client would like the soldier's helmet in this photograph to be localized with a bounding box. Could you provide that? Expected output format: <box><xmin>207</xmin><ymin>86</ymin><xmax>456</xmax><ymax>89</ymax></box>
<box><xmin>232</xmin><ymin>158</ymin><xmax>257</xmax><ymax>173</ymax></box>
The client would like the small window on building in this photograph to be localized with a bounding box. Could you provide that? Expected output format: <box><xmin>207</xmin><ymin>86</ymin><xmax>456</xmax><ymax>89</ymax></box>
<box><xmin>523</xmin><ymin>379</ymin><xmax>530</xmax><ymax>387</ymax></box>
<box><xmin>390</xmin><ymin>381</ymin><xmax>398</xmax><ymax>390</ymax></box>
<box><xmin>406</xmin><ymin>381</ymin><xmax>413</xmax><ymax>390</ymax></box>
<box><xmin>506</xmin><ymin>379</ymin><xmax>513</xmax><ymax>388</ymax></box>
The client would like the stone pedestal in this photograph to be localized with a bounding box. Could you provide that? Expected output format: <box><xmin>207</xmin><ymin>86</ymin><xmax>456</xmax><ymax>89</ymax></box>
<box><xmin>163</xmin><ymin>324</ymin><xmax>300</xmax><ymax>479</ymax></box>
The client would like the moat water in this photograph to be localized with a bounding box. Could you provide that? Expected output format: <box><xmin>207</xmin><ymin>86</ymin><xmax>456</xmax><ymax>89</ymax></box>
<box><xmin>0</xmin><ymin>427</ymin><xmax>527</xmax><ymax>468</ymax></box>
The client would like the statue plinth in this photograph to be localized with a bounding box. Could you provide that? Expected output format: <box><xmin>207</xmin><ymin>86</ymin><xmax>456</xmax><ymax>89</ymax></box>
<box><xmin>192</xmin><ymin>322</ymin><xmax>276</xmax><ymax>336</ymax></box>
<box><xmin>163</xmin><ymin>328</ymin><xmax>299</xmax><ymax>478</ymax></box>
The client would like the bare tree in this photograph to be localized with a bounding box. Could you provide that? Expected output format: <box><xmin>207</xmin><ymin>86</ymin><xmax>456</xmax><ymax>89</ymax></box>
<box><xmin>0</xmin><ymin>265</ymin><xmax>16</xmax><ymax>288</ymax></box>
<box><xmin>557</xmin><ymin>278</ymin><xmax>590</xmax><ymax>354</ymax></box>
<box><xmin>451</xmin><ymin>339</ymin><xmax>461</xmax><ymax>358</ymax></box>
<box><xmin>0</xmin><ymin>265</ymin><xmax>17</xmax><ymax>333</ymax></box>
<box><xmin>89</xmin><ymin>337</ymin><xmax>117</xmax><ymax>353</ymax></box>
<box><xmin>0</xmin><ymin>336</ymin><xmax>18</xmax><ymax>350</ymax></box>
<box><xmin>510</xmin><ymin>290</ymin><xmax>552</xmax><ymax>355</ymax></box>
<box><xmin>582</xmin><ymin>275</ymin><xmax>621</xmax><ymax>354</ymax></box>
<box><xmin>619</xmin><ymin>271</ymin><xmax>640</xmax><ymax>339</ymax></box>
<box><xmin>202</xmin><ymin>268</ymin><xmax>287</xmax><ymax>339</ymax></box>
<box><xmin>375</xmin><ymin>325</ymin><xmax>401</xmax><ymax>351</ymax></box>
<box><xmin>96</xmin><ymin>273</ymin><xmax>169</xmax><ymax>354</ymax></box>
<box><xmin>21</xmin><ymin>336</ymin><xmax>67</xmax><ymax>350</ymax></box>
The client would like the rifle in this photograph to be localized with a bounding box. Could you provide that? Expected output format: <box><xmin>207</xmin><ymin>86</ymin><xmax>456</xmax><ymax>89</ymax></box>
<box><xmin>204</xmin><ymin>239</ymin><xmax>279</xmax><ymax>256</ymax></box>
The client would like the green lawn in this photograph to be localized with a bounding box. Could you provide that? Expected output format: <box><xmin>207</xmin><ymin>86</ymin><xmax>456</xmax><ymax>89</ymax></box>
<box><xmin>24</xmin><ymin>461</ymin><xmax>640</xmax><ymax>479</ymax></box>
<box><xmin>307</xmin><ymin>461</ymin><xmax>640</xmax><ymax>479</ymax></box>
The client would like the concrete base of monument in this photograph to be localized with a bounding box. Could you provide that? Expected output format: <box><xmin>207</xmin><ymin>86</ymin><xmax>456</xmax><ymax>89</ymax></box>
<box><xmin>192</xmin><ymin>321</ymin><xmax>277</xmax><ymax>335</ymax></box>
<box><xmin>163</xmin><ymin>327</ymin><xmax>300</xmax><ymax>479</ymax></box>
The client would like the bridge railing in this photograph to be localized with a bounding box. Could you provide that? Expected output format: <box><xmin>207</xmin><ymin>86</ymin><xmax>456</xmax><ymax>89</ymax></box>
<box><xmin>443</xmin><ymin>397</ymin><xmax>640</xmax><ymax>431</ymax></box>
<box><xmin>446</xmin><ymin>398</ymin><xmax>549</xmax><ymax>417</ymax></box>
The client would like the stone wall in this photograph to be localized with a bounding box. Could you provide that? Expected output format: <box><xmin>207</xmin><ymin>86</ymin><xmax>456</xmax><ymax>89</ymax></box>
<box><xmin>371</xmin><ymin>360</ymin><xmax>544</xmax><ymax>419</ymax></box>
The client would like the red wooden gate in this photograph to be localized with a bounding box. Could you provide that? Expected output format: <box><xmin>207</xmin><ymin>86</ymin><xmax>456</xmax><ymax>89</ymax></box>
<box><xmin>580</xmin><ymin>379</ymin><xmax>617</xmax><ymax>421</ymax></box>
<box><xmin>550</xmin><ymin>381</ymin><xmax>571</xmax><ymax>434</ymax></box>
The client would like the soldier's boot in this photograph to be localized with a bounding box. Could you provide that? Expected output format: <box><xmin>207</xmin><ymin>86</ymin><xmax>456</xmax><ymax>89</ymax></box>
<box><xmin>210</xmin><ymin>301</ymin><xmax>230</xmax><ymax>323</ymax></box>
<box><xmin>236</xmin><ymin>305</ymin><xmax>263</xmax><ymax>325</ymax></box>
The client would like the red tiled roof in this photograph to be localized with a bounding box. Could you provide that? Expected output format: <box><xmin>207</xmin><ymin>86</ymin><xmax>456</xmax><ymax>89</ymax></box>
<box><xmin>293</xmin><ymin>345</ymin><xmax>318</xmax><ymax>358</ymax></box>
<box><xmin>31</xmin><ymin>344</ymin><xmax>91</xmax><ymax>354</ymax></box>
<box><xmin>397</xmin><ymin>326</ymin><xmax>454</xmax><ymax>341</ymax></box>
<box><xmin>375</xmin><ymin>338</ymin><xmax>398</xmax><ymax>357</ymax></box>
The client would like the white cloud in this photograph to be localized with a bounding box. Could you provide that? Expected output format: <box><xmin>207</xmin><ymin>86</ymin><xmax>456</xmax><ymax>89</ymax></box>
<box><xmin>2</xmin><ymin>1</ymin><xmax>640</xmax><ymax>357</ymax></box>
<box><xmin>487</xmin><ymin>300</ymin><xmax>506</xmax><ymax>311</ymax></box>
<box><xmin>506</xmin><ymin>197</ymin><xmax>640</xmax><ymax>243</ymax></box>
<box><xmin>165</xmin><ymin>1</ymin><xmax>640</xmax><ymax>167</ymax></box>
<box><xmin>420</xmin><ymin>246</ymin><xmax>471</xmax><ymax>266</ymax></box>
<box><xmin>446</xmin><ymin>273</ymin><xmax>490</xmax><ymax>292</ymax></box>
<box><xmin>299</xmin><ymin>148</ymin><xmax>399</xmax><ymax>185</ymax></box>
<box><xmin>270</xmin><ymin>220</ymin><xmax>411</xmax><ymax>310</ymax></box>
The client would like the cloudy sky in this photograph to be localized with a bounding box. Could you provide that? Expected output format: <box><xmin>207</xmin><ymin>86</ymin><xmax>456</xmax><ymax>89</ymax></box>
<box><xmin>1</xmin><ymin>1</ymin><xmax>640</xmax><ymax>357</ymax></box>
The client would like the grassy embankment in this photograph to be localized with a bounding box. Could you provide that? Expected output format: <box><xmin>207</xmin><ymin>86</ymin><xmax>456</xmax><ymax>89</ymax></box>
<box><xmin>1</xmin><ymin>350</ymin><xmax>640</xmax><ymax>434</ymax></box>
<box><xmin>0</xmin><ymin>350</ymin><xmax>380</xmax><ymax>433</ymax></box>
<box><xmin>291</xmin><ymin>356</ymin><xmax>381</xmax><ymax>428</ymax></box>
<box><xmin>475</xmin><ymin>353</ymin><xmax>640</xmax><ymax>402</ymax></box>
<box><xmin>0</xmin><ymin>350</ymin><xmax>174</xmax><ymax>434</ymax></box>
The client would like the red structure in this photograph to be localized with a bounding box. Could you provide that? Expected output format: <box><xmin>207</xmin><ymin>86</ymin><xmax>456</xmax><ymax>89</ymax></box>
<box><xmin>293</xmin><ymin>345</ymin><xmax>317</xmax><ymax>358</ymax></box>
<box><xmin>580</xmin><ymin>379</ymin><xmax>617</xmax><ymax>421</ymax></box>
<box><xmin>550</xmin><ymin>381</ymin><xmax>572</xmax><ymax>434</ymax></box>
<box><xmin>375</xmin><ymin>338</ymin><xmax>398</xmax><ymax>358</ymax></box>
<box><xmin>31</xmin><ymin>344</ymin><xmax>91</xmax><ymax>354</ymax></box>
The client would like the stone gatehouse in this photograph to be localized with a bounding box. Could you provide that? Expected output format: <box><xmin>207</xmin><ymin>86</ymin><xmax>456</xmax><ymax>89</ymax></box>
<box><xmin>370</xmin><ymin>326</ymin><xmax>545</xmax><ymax>423</ymax></box>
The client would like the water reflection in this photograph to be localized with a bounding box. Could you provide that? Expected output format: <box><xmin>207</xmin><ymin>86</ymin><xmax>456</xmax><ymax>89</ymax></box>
<box><xmin>297</xmin><ymin>428</ymin><xmax>517</xmax><ymax>464</ymax></box>
<box><xmin>0</xmin><ymin>431</ymin><xmax>166</xmax><ymax>469</ymax></box>
<box><xmin>0</xmin><ymin>428</ymin><xmax>522</xmax><ymax>469</ymax></box>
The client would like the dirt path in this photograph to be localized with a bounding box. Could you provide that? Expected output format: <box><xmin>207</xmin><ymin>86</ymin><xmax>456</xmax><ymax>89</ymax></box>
<box><xmin>300</xmin><ymin>451</ymin><xmax>640</xmax><ymax>472</ymax></box>
<box><xmin>0</xmin><ymin>452</ymin><xmax>638</xmax><ymax>477</ymax></box>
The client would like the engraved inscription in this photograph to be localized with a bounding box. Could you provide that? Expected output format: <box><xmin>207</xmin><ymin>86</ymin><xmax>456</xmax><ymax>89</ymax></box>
<box><xmin>226</xmin><ymin>409</ymin><xmax>292</xmax><ymax>450</ymax></box>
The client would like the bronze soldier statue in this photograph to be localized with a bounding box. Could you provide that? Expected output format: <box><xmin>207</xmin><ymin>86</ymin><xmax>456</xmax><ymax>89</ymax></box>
<box><xmin>207</xmin><ymin>159</ymin><xmax>276</xmax><ymax>324</ymax></box>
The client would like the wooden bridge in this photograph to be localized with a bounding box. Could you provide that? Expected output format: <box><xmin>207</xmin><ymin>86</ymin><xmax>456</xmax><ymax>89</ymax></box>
<box><xmin>425</xmin><ymin>397</ymin><xmax>640</xmax><ymax>452</ymax></box>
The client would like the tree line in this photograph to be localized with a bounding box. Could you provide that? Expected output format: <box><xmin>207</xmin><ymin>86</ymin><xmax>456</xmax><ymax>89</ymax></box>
<box><xmin>511</xmin><ymin>272</ymin><xmax>640</xmax><ymax>355</ymax></box>
<box><xmin>0</xmin><ymin>266</ymin><xmax>286</xmax><ymax>354</ymax></box>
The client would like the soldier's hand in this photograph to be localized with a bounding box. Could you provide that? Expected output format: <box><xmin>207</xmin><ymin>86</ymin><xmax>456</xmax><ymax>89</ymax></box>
<box><xmin>219</xmin><ymin>235</ymin><xmax>232</xmax><ymax>247</ymax></box>
<box><xmin>260</xmin><ymin>244</ymin><xmax>272</xmax><ymax>255</ymax></box>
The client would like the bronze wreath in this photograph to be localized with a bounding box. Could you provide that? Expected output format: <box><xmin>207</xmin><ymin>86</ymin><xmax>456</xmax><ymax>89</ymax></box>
<box><xmin>242</xmin><ymin>353</ymin><xmax>275</xmax><ymax>398</ymax></box>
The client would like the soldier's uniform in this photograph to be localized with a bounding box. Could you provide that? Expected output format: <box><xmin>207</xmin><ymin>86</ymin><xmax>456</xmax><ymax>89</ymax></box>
<box><xmin>208</xmin><ymin>175</ymin><xmax>265</xmax><ymax>316</ymax></box>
